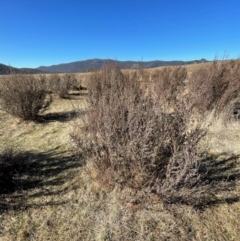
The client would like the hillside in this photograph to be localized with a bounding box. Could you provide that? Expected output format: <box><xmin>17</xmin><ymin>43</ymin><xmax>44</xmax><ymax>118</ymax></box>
<box><xmin>0</xmin><ymin>63</ymin><xmax>43</xmax><ymax>75</ymax></box>
<box><xmin>37</xmin><ymin>58</ymin><xmax>209</xmax><ymax>73</ymax></box>
<box><xmin>0</xmin><ymin>64</ymin><xmax>21</xmax><ymax>75</ymax></box>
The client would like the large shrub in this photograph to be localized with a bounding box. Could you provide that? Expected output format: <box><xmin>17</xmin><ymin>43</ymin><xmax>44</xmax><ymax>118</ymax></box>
<box><xmin>0</xmin><ymin>74</ymin><xmax>51</xmax><ymax>120</ymax></box>
<box><xmin>71</xmin><ymin>64</ymin><xmax>205</xmax><ymax>202</ymax></box>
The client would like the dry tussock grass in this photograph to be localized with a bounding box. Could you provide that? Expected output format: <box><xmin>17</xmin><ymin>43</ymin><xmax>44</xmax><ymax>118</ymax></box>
<box><xmin>0</xmin><ymin>61</ymin><xmax>240</xmax><ymax>240</ymax></box>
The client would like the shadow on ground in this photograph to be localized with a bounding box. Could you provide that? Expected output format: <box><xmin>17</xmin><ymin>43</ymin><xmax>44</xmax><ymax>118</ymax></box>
<box><xmin>196</xmin><ymin>153</ymin><xmax>240</xmax><ymax>207</ymax></box>
<box><xmin>37</xmin><ymin>111</ymin><xmax>80</xmax><ymax>123</ymax></box>
<box><xmin>1</xmin><ymin>149</ymin><xmax>239</xmax><ymax>213</ymax></box>
<box><xmin>173</xmin><ymin>153</ymin><xmax>240</xmax><ymax>210</ymax></box>
<box><xmin>0</xmin><ymin>147</ymin><xmax>83</xmax><ymax>213</ymax></box>
<box><xmin>146</xmin><ymin>153</ymin><xmax>240</xmax><ymax>211</ymax></box>
<box><xmin>68</xmin><ymin>92</ymin><xmax>88</xmax><ymax>97</ymax></box>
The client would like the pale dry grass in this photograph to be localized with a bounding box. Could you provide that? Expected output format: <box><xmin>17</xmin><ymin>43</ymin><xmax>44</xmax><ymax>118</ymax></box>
<box><xmin>1</xmin><ymin>65</ymin><xmax>240</xmax><ymax>240</ymax></box>
<box><xmin>1</xmin><ymin>170</ymin><xmax>240</xmax><ymax>240</ymax></box>
<box><xmin>184</xmin><ymin>62</ymin><xmax>211</xmax><ymax>76</ymax></box>
<box><xmin>206</xmin><ymin>117</ymin><xmax>240</xmax><ymax>156</ymax></box>
<box><xmin>0</xmin><ymin>93</ymin><xmax>86</xmax><ymax>151</ymax></box>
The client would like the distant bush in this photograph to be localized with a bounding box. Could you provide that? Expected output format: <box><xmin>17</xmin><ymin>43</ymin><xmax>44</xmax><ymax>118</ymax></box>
<box><xmin>71</xmin><ymin>64</ymin><xmax>205</xmax><ymax>203</ymax></box>
<box><xmin>48</xmin><ymin>74</ymin><xmax>68</xmax><ymax>98</ymax></box>
<box><xmin>62</xmin><ymin>73</ymin><xmax>79</xmax><ymax>91</ymax></box>
<box><xmin>188</xmin><ymin>59</ymin><xmax>240</xmax><ymax>117</ymax></box>
<box><xmin>0</xmin><ymin>74</ymin><xmax>52</xmax><ymax>120</ymax></box>
<box><xmin>48</xmin><ymin>73</ymin><xmax>78</xmax><ymax>98</ymax></box>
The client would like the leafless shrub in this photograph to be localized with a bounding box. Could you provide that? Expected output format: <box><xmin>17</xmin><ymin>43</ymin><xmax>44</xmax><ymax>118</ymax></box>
<box><xmin>48</xmin><ymin>74</ymin><xmax>66</xmax><ymax>98</ymax></box>
<box><xmin>71</xmin><ymin>64</ymin><xmax>206</xmax><ymax>204</ymax></box>
<box><xmin>188</xmin><ymin>59</ymin><xmax>240</xmax><ymax>117</ymax></box>
<box><xmin>87</xmin><ymin>63</ymin><xmax>127</xmax><ymax>107</ymax></box>
<box><xmin>62</xmin><ymin>73</ymin><xmax>87</xmax><ymax>91</ymax></box>
<box><xmin>150</xmin><ymin>66</ymin><xmax>187</xmax><ymax>111</ymax></box>
<box><xmin>48</xmin><ymin>73</ymin><xmax>77</xmax><ymax>98</ymax></box>
<box><xmin>0</xmin><ymin>74</ymin><xmax>52</xmax><ymax>120</ymax></box>
<box><xmin>62</xmin><ymin>73</ymin><xmax>79</xmax><ymax>90</ymax></box>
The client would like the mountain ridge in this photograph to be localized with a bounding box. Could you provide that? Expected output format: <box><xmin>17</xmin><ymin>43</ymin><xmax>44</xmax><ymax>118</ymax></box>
<box><xmin>0</xmin><ymin>63</ymin><xmax>43</xmax><ymax>75</ymax></box>
<box><xmin>1</xmin><ymin>58</ymin><xmax>209</xmax><ymax>75</ymax></box>
<box><xmin>36</xmin><ymin>58</ymin><xmax>209</xmax><ymax>73</ymax></box>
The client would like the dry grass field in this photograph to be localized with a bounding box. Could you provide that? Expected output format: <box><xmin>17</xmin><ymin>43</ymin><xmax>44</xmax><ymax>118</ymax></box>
<box><xmin>0</xmin><ymin>62</ymin><xmax>240</xmax><ymax>240</ymax></box>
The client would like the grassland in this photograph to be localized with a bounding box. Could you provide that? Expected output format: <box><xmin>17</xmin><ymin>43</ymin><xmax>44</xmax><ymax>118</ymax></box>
<box><xmin>0</xmin><ymin>63</ymin><xmax>240</xmax><ymax>240</ymax></box>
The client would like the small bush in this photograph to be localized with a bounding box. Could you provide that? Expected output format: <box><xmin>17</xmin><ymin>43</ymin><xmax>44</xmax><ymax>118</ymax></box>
<box><xmin>48</xmin><ymin>74</ymin><xmax>68</xmax><ymax>98</ymax></box>
<box><xmin>48</xmin><ymin>73</ymin><xmax>78</xmax><ymax>98</ymax></box>
<box><xmin>62</xmin><ymin>73</ymin><xmax>79</xmax><ymax>91</ymax></box>
<box><xmin>0</xmin><ymin>74</ymin><xmax>52</xmax><ymax>120</ymax></box>
<box><xmin>71</xmin><ymin>64</ymin><xmax>205</xmax><ymax>203</ymax></box>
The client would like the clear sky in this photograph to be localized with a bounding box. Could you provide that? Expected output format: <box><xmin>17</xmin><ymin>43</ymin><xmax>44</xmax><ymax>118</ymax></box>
<box><xmin>1</xmin><ymin>0</ymin><xmax>240</xmax><ymax>68</ymax></box>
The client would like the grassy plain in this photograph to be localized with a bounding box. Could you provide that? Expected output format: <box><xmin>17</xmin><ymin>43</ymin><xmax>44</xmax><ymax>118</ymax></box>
<box><xmin>0</xmin><ymin>63</ymin><xmax>240</xmax><ymax>240</ymax></box>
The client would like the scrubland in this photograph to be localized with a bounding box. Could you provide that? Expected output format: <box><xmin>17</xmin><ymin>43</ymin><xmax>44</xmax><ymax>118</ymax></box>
<box><xmin>0</xmin><ymin>60</ymin><xmax>240</xmax><ymax>240</ymax></box>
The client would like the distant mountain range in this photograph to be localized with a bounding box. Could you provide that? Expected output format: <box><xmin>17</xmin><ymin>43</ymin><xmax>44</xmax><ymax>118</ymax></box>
<box><xmin>0</xmin><ymin>58</ymin><xmax>209</xmax><ymax>75</ymax></box>
<box><xmin>37</xmin><ymin>58</ymin><xmax>209</xmax><ymax>73</ymax></box>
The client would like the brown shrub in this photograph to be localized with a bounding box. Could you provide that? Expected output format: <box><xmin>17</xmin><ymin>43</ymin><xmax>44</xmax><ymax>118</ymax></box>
<box><xmin>188</xmin><ymin>59</ymin><xmax>240</xmax><ymax>117</ymax></box>
<box><xmin>71</xmin><ymin>64</ymin><xmax>206</xmax><ymax>203</ymax></box>
<box><xmin>62</xmin><ymin>73</ymin><xmax>79</xmax><ymax>90</ymax></box>
<box><xmin>87</xmin><ymin>63</ymin><xmax>127</xmax><ymax>107</ymax></box>
<box><xmin>0</xmin><ymin>74</ymin><xmax>52</xmax><ymax>120</ymax></box>
<box><xmin>48</xmin><ymin>74</ymin><xmax>67</xmax><ymax>98</ymax></box>
<box><xmin>48</xmin><ymin>73</ymin><xmax>77</xmax><ymax>98</ymax></box>
<box><xmin>150</xmin><ymin>66</ymin><xmax>187</xmax><ymax>111</ymax></box>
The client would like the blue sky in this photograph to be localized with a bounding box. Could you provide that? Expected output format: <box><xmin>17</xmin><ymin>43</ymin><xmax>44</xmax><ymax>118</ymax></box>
<box><xmin>1</xmin><ymin>0</ymin><xmax>240</xmax><ymax>68</ymax></box>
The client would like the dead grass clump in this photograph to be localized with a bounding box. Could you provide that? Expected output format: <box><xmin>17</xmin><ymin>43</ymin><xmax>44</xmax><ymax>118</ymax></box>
<box><xmin>0</xmin><ymin>74</ymin><xmax>52</xmax><ymax>120</ymax></box>
<box><xmin>71</xmin><ymin>64</ymin><xmax>206</xmax><ymax>204</ymax></box>
<box><xmin>188</xmin><ymin>59</ymin><xmax>240</xmax><ymax>117</ymax></box>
